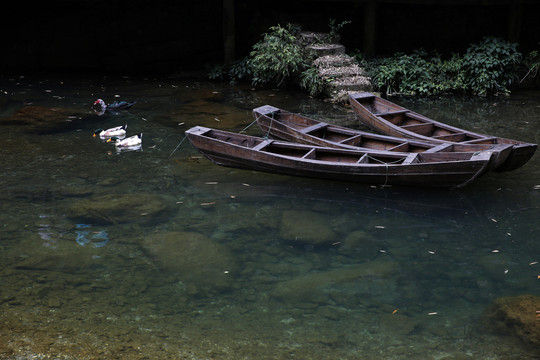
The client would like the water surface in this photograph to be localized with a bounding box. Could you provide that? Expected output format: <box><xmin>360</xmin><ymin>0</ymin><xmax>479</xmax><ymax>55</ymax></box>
<box><xmin>0</xmin><ymin>75</ymin><xmax>539</xmax><ymax>359</ymax></box>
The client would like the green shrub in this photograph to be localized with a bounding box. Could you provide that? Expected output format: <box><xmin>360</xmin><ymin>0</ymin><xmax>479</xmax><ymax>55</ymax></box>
<box><xmin>362</xmin><ymin>37</ymin><xmax>522</xmax><ymax>96</ymax></box>
<box><xmin>431</xmin><ymin>54</ymin><xmax>466</xmax><ymax>93</ymax></box>
<box><xmin>207</xmin><ymin>64</ymin><xmax>226</xmax><ymax>81</ymax></box>
<box><xmin>209</xmin><ymin>22</ymin><xmax>526</xmax><ymax>98</ymax></box>
<box><xmin>299</xmin><ymin>67</ymin><xmax>328</xmax><ymax>96</ymax></box>
<box><xmin>328</xmin><ymin>19</ymin><xmax>351</xmax><ymax>43</ymax></box>
<box><xmin>207</xmin><ymin>57</ymin><xmax>252</xmax><ymax>85</ymax></box>
<box><xmin>249</xmin><ymin>24</ymin><xmax>306</xmax><ymax>87</ymax></box>
<box><xmin>228</xmin><ymin>57</ymin><xmax>252</xmax><ymax>85</ymax></box>
<box><xmin>369</xmin><ymin>50</ymin><xmax>440</xmax><ymax>95</ymax></box>
<box><xmin>462</xmin><ymin>37</ymin><xmax>521</xmax><ymax>95</ymax></box>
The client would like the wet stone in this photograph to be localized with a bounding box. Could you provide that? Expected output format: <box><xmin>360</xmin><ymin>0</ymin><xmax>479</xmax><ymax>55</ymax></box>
<box><xmin>0</xmin><ymin>106</ymin><xmax>88</xmax><ymax>133</ymax></box>
<box><xmin>58</xmin><ymin>186</ymin><xmax>94</xmax><ymax>198</ymax></box>
<box><xmin>142</xmin><ymin>231</ymin><xmax>239</xmax><ymax>296</ymax></box>
<box><xmin>338</xmin><ymin>230</ymin><xmax>380</xmax><ymax>260</ymax></box>
<box><xmin>483</xmin><ymin>294</ymin><xmax>540</xmax><ymax>347</ymax></box>
<box><xmin>378</xmin><ymin>313</ymin><xmax>419</xmax><ymax>336</ymax></box>
<box><xmin>477</xmin><ymin>253</ymin><xmax>512</xmax><ymax>281</ymax></box>
<box><xmin>13</xmin><ymin>241</ymin><xmax>103</xmax><ymax>274</ymax></box>
<box><xmin>68</xmin><ymin>193</ymin><xmax>170</xmax><ymax>224</ymax></box>
<box><xmin>280</xmin><ymin>210</ymin><xmax>338</xmax><ymax>246</ymax></box>
<box><xmin>47</xmin><ymin>297</ymin><xmax>61</xmax><ymax>308</ymax></box>
<box><xmin>272</xmin><ymin>259</ymin><xmax>399</xmax><ymax>306</ymax></box>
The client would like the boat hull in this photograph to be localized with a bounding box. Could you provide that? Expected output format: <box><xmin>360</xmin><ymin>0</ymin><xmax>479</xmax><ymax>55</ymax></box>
<box><xmin>186</xmin><ymin>126</ymin><xmax>494</xmax><ymax>188</ymax></box>
<box><xmin>348</xmin><ymin>92</ymin><xmax>537</xmax><ymax>172</ymax></box>
<box><xmin>253</xmin><ymin>104</ymin><xmax>513</xmax><ymax>173</ymax></box>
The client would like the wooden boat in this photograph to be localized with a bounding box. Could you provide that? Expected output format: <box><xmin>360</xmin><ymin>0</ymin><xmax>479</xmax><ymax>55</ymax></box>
<box><xmin>254</xmin><ymin>104</ymin><xmax>512</xmax><ymax>172</ymax></box>
<box><xmin>349</xmin><ymin>92</ymin><xmax>537</xmax><ymax>172</ymax></box>
<box><xmin>185</xmin><ymin>125</ymin><xmax>496</xmax><ymax>188</ymax></box>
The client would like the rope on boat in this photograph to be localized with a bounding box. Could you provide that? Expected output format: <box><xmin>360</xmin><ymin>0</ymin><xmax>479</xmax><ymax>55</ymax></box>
<box><xmin>366</xmin><ymin>155</ymin><xmax>406</xmax><ymax>165</ymax></box>
<box><xmin>168</xmin><ymin>134</ymin><xmax>188</xmax><ymax>159</ymax></box>
<box><xmin>365</xmin><ymin>155</ymin><xmax>406</xmax><ymax>188</ymax></box>
<box><xmin>383</xmin><ymin>162</ymin><xmax>389</xmax><ymax>187</ymax></box>
<box><xmin>263</xmin><ymin>111</ymin><xmax>276</xmax><ymax>139</ymax></box>
<box><xmin>239</xmin><ymin>112</ymin><xmax>265</xmax><ymax>135</ymax></box>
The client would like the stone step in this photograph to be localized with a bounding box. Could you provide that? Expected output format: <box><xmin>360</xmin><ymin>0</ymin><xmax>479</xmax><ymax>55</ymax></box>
<box><xmin>318</xmin><ymin>64</ymin><xmax>367</xmax><ymax>79</ymax></box>
<box><xmin>313</xmin><ymin>54</ymin><xmax>354</xmax><ymax>67</ymax></box>
<box><xmin>306</xmin><ymin>44</ymin><xmax>345</xmax><ymax>57</ymax></box>
<box><xmin>328</xmin><ymin>76</ymin><xmax>373</xmax><ymax>92</ymax></box>
<box><xmin>298</xmin><ymin>29</ymin><xmax>373</xmax><ymax>102</ymax></box>
<box><xmin>298</xmin><ymin>31</ymin><xmax>333</xmax><ymax>45</ymax></box>
<box><xmin>330</xmin><ymin>89</ymin><xmax>369</xmax><ymax>104</ymax></box>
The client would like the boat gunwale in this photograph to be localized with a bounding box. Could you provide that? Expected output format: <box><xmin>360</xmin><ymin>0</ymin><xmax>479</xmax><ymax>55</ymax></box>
<box><xmin>254</xmin><ymin>104</ymin><xmax>514</xmax><ymax>171</ymax></box>
<box><xmin>348</xmin><ymin>92</ymin><xmax>537</xmax><ymax>171</ymax></box>
<box><xmin>185</xmin><ymin>125</ymin><xmax>493</xmax><ymax>188</ymax></box>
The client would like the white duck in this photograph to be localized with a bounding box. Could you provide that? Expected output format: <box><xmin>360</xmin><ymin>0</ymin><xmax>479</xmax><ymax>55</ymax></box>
<box><xmin>93</xmin><ymin>124</ymin><xmax>127</xmax><ymax>138</ymax></box>
<box><xmin>107</xmin><ymin>133</ymin><xmax>142</xmax><ymax>147</ymax></box>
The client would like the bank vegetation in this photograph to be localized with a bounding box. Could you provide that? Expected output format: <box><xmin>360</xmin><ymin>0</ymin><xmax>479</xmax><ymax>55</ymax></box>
<box><xmin>208</xmin><ymin>23</ymin><xmax>540</xmax><ymax>98</ymax></box>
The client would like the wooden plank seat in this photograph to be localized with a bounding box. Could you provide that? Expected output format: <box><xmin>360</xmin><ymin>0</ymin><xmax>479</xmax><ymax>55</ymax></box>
<box><xmin>253</xmin><ymin>139</ymin><xmax>274</xmax><ymax>151</ymax></box>
<box><xmin>378</xmin><ymin>109</ymin><xmax>409</xmax><ymax>117</ymax></box>
<box><xmin>300</xmin><ymin>122</ymin><xmax>328</xmax><ymax>134</ymax></box>
<box><xmin>338</xmin><ymin>134</ymin><xmax>362</xmax><ymax>145</ymax></box>
<box><xmin>423</xmin><ymin>143</ymin><xmax>453</xmax><ymax>153</ymax></box>
<box><xmin>401</xmin><ymin>123</ymin><xmax>434</xmax><ymax>135</ymax></box>
<box><xmin>302</xmin><ymin>148</ymin><xmax>316</xmax><ymax>159</ymax></box>
<box><xmin>402</xmin><ymin>153</ymin><xmax>419</xmax><ymax>164</ymax></box>
<box><xmin>433</xmin><ymin>133</ymin><xmax>467</xmax><ymax>141</ymax></box>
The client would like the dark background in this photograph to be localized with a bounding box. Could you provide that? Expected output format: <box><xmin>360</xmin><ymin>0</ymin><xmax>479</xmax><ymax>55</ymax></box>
<box><xmin>2</xmin><ymin>0</ymin><xmax>539</xmax><ymax>75</ymax></box>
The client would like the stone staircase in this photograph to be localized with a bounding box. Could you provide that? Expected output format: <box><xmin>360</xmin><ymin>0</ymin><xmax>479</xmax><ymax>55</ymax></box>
<box><xmin>299</xmin><ymin>31</ymin><xmax>372</xmax><ymax>102</ymax></box>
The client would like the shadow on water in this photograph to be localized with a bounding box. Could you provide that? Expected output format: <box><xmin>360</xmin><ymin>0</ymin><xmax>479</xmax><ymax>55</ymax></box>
<box><xmin>0</xmin><ymin>74</ymin><xmax>539</xmax><ymax>359</ymax></box>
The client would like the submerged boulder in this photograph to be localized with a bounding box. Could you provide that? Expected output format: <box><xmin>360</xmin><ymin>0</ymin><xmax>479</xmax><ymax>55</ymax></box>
<box><xmin>338</xmin><ymin>229</ymin><xmax>380</xmax><ymax>260</ymax></box>
<box><xmin>272</xmin><ymin>258</ymin><xmax>399</xmax><ymax>305</ymax></box>
<box><xmin>378</xmin><ymin>313</ymin><xmax>419</xmax><ymax>336</ymax></box>
<box><xmin>280</xmin><ymin>210</ymin><xmax>338</xmax><ymax>246</ymax></box>
<box><xmin>69</xmin><ymin>193</ymin><xmax>169</xmax><ymax>224</ymax></box>
<box><xmin>0</xmin><ymin>106</ymin><xmax>86</xmax><ymax>133</ymax></box>
<box><xmin>142</xmin><ymin>231</ymin><xmax>239</xmax><ymax>295</ymax></box>
<box><xmin>483</xmin><ymin>294</ymin><xmax>540</xmax><ymax>347</ymax></box>
<box><xmin>12</xmin><ymin>233</ymin><xmax>107</xmax><ymax>273</ymax></box>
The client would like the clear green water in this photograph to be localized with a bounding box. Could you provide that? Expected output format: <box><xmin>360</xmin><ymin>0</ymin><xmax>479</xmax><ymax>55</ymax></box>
<box><xmin>0</xmin><ymin>75</ymin><xmax>539</xmax><ymax>359</ymax></box>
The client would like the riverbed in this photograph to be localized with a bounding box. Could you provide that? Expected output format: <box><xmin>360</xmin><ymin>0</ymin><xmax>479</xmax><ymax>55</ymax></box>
<box><xmin>0</xmin><ymin>74</ymin><xmax>539</xmax><ymax>359</ymax></box>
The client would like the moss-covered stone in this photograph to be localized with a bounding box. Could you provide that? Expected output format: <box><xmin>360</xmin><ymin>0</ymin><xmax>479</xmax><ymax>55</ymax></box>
<box><xmin>12</xmin><ymin>233</ymin><xmax>107</xmax><ymax>273</ymax></box>
<box><xmin>378</xmin><ymin>313</ymin><xmax>419</xmax><ymax>336</ymax></box>
<box><xmin>272</xmin><ymin>259</ymin><xmax>399</xmax><ymax>304</ymax></box>
<box><xmin>142</xmin><ymin>231</ymin><xmax>239</xmax><ymax>295</ymax></box>
<box><xmin>338</xmin><ymin>229</ymin><xmax>380</xmax><ymax>260</ymax></box>
<box><xmin>0</xmin><ymin>106</ymin><xmax>87</xmax><ymax>133</ymax></box>
<box><xmin>69</xmin><ymin>193</ymin><xmax>169</xmax><ymax>224</ymax></box>
<box><xmin>280</xmin><ymin>210</ymin><xmax>338</xmax><ymax>246</ymax></box>
<box><xmin>483</xmin><ymin>294</ymin><xmax>540</xmax><ymax>347</ymax></box>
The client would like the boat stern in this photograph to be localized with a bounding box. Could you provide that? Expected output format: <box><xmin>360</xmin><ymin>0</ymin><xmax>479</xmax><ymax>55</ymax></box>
<box><xmin>253</xmin><ymin>105</ymin><xmax>280</xmax><ymax>118</ymax></box>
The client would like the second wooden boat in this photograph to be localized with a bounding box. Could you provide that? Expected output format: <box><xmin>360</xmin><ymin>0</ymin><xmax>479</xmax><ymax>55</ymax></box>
<box><xmin>254</xmin><ymin>104</ymin><xmax>512</xmax><ymax>172</ymax></box>
<box><xmin>185</xmin><ymin>125</ymin><xmax>495</xmax><ymax>188</ymax></box>
<box><xmin>348</xmin><ymin>92</ymin><xmax>537</xmax><ymax>172</ymax></box>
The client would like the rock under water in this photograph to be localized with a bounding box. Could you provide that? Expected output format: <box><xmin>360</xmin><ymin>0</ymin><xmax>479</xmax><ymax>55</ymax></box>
<box><xmin>68</xmin><ymin>193</ymin><xmax>170</xmax><ymax>224</ymax></box>
<box><xmin>0</xmin><ymin>106</ymin><xmax>89</xmax><ymax>134</ymax></box>
<box><xmin>280</xmin><ymin>209</ymin><xmax>338</xmax><ymax>246</ymax></box>
<box><xmin>142</xmin><ymin>231</ymin><xmax>239</xmax><ymax>296</ymax></box>
<box><xmin>483</xmin><ymin>294</ymin><xmax>540</xmax><ymax>347</ymax></box>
